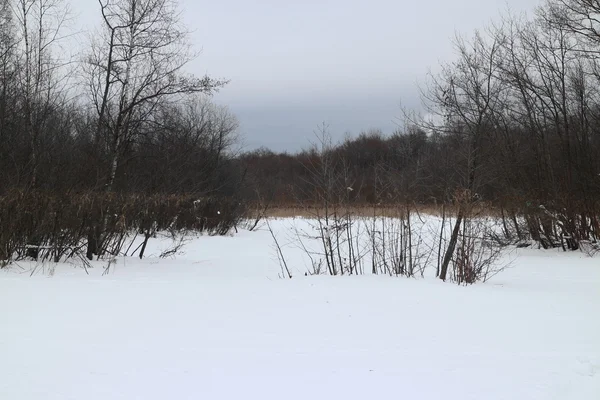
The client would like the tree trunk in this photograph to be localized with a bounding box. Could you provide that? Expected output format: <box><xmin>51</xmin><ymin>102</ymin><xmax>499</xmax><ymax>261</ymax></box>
<box><xmin>86</xmin><ymin>232</ymin><xmax>97</xmax><ymax>261</ymax></box>
<box><xmin>439</xmin><ymin>208</ymin><xmax>464</xmax><ymax>281</ymax></box>
<box><xmin>139</xmin><ymin>231</ymin><xmax>151</xmax><ymax>259</ymax></box>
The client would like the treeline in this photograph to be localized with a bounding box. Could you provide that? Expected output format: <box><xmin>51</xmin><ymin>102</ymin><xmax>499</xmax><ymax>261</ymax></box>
<box><xmin>242</xmin><ymin>128</ymin><xmax>452</xmax><ymax>205</ymax></box>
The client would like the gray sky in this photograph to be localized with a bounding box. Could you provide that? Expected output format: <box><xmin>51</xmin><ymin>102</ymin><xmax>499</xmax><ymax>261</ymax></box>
<box><xmin>71</xmin><ymin>0</ymin><xmax>540</xmax><ymax>151</ymax></box>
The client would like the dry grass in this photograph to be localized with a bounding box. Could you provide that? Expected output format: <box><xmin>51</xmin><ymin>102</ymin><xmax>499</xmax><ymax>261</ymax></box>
<box><xmin>264</xmin><ymin>203</ymin><xmax>499</xmax><ymax>218</ymax></box>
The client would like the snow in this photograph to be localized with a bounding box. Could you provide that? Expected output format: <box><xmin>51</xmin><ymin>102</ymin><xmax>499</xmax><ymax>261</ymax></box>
<box><xmin>1</xmin><ymin>218</ymin><xmax>599</xmax><ymax>400</ymax></box>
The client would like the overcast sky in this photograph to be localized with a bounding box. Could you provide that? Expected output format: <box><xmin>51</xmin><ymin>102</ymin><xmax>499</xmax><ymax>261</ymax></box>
<box><xmin>71</xmin><ymin>0</ymin><xmax>540</xmax><ymax>151</ymax></box>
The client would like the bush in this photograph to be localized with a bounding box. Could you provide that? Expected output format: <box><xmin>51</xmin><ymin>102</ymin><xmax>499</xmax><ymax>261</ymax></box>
<box><xmin>0</xmin><ymin>190</ymin><xmax>246</xmax><ymax>265</ymax></box>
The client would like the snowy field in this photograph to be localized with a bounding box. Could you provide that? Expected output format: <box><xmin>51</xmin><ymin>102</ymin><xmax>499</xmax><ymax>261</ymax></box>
<box><xmin>1</xmin><ymin>218</ymin><xmax>599</xmax><ymax>400</ymax></box>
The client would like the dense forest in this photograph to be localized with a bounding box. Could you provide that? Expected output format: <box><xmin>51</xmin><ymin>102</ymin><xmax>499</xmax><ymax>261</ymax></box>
<box><xmin>0</xmin><ymin>0</ymin><xmax>599</xmax><ymax>267</ymax></box>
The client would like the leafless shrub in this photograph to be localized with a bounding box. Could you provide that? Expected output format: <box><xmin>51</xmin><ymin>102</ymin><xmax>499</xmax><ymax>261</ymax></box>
<box><xmin>366</xmin><ymin>204</ymin><xmax>433</xmax><ymax>277</ymax></box>
<box><xmin>266</xmin><ymin>219</ymin><xmax>292</xmax><ymax>279</ymax></box>
<box><xmin>159</xmin><ymin>235</ymin><xmax>189</xmax><ymax>259</ymax></box>
<box><xmin>452</xmin><ymin>217</ymin><xmax>506</xmax><ymax>285</ymax></box>
<box><xmin>244</xmin><ymin>189</ymin><xmax>271</xmax><ymax>232</ymax></box>
<box><xmin>580</xmin><ymin>241</ymin><xmax>600</xmax><ymax>258</ymax></box>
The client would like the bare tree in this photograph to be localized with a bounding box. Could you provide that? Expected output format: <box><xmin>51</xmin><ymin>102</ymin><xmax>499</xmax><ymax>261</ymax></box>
<box><xmin>133</xmin><ymin>95</ymin><xmax>240</xmax><ymax>194</ymax></box>
<box><xmin>0</xmin><ymin>0</ymin><xmax>17</xmax><ymax>165</ymax></box>
<box><xmin>85</xmin><ymin>0</ymin><xmax>227</xmax><ymax>192</ymax></box>
<box><xmin>10</xmin><ymin>0</ymin><xmax>72</xmax><ymax>188</ymax></box>
<box><xmin>83</xmin><ymin>0</ymin><xmax>227</xmax><ymax>259</ymax></box>
<box><xmin>423</xmin><ymin>31</ymin><xmax>506</xmax><ymax>280</ymax></box>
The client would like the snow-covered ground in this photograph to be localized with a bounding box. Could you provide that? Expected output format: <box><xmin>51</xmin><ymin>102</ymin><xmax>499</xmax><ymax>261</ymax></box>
<box><xmin>1</xmin><ymin>218</ymin><xmax>599</xmax><ymax>399</ymax></box>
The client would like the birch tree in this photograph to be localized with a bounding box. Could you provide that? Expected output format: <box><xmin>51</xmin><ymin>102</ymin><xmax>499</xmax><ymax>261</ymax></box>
<box><xmin>85</xmin><ymin>0</ymin><xmax>226</xmax><ymax>192</ymax></box>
